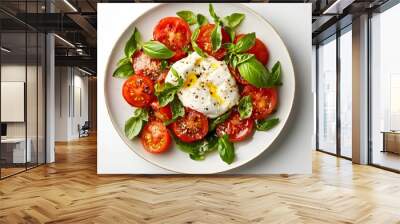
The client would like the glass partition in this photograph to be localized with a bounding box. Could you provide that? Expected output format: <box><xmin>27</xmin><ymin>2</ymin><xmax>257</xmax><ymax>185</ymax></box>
<box><xmin>0</xmin><ymin>1</ymin><xmax>46</xmax><ymax>179</ymax></box>
<box><xmin>1</xmin><ymin>30</ymin><xmax>28</xmax><ymax>177</ymax></box>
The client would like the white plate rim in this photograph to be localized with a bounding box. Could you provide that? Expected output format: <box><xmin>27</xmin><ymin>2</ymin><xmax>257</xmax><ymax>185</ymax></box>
<box><xmin>103</xmin><ymin>3</ymin><xmax>296</xmax><ymax>174</ymax></box>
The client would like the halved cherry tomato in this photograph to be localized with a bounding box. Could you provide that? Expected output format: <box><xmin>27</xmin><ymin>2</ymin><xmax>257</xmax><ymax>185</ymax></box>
<box><xmin>171</xmin><ymin>108</ymin><xmax>208</xmax><ymax>142</ymax></box>
<box><xmin>228</xmin><ymin>65</ymin><xmax>249</xmax><ymax>85</ymax></box>
<box><xmin>216</xmin><ymin>111</ymin><xmax>254</xmax><ymax>142</ymax></box>
<box><xmin>196</xmin><ymin>24</ymin><xmax>230</xmax><ymax>60</ymax></box>
<box><xmin>122</xmin><ymin>74</ymin><xmax>154</xmax><ymax>108</ymax></box>
<box><xmin>140</xmin><ymin>121</ymin><xmax>171</xmax><ymax>154</ymax></box>
<box><xmin>235</xmin><ymin>34</ymin><xmax>269</xmax><ymax>65</ymax></box>
<box><xmin>242</xmin><ymin>85</ymin><xmax>278</xmax><ymax>120</ymax></box>
<box><xmin>132</xmin><ymin>51</ymin><xmax>166</xmax><ymax>83</ymax></box>
<box><xmin>153</xmin><ymin>17</ymin><xmax>191</xmax><ymax>62</ymax></box>
<box><xmin>150</xmin><ymin>100</ymin><xmax>172</xmax><ymax>122</ymax></box>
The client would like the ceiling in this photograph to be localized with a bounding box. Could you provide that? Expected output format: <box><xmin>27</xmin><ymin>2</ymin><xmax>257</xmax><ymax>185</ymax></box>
<box><xmin>0</xmin><ymin>0</ymin><xmax>393</xmax><ymax>75</ymax></box>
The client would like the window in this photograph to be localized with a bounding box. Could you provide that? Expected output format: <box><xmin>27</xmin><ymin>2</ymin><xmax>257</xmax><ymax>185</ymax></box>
<box><xmin>317</xmin><ymin>36</ymin><xmax>337</xmax><ymax>154</ymax></box>
<box><xmin>370</xmin><ymin>3</ymin><xmax>400</xmax><ymax>171</ymax></box>
<box><xmin>339</xmin><ymin>28</ymin><xmax>352</xmax><ymax>158</ymax></box>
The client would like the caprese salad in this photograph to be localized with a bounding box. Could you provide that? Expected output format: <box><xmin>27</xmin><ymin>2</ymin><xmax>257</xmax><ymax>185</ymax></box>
<box><xmin>112</xmin><ymin>4</ymin><xmax>282</xmax><ymax>164</ymax></box>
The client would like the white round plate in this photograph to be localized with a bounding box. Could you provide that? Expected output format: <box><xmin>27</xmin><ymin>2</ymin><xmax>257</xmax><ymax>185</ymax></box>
<box><xmin>104</xmin><ymin>3</ymin><xmax>295</xmax><ymax>174</ymax></box>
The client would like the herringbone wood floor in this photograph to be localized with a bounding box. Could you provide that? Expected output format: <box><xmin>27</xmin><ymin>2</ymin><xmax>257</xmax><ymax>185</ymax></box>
<box><xmin>1</xmin><ymin>135</ymin><xmax>400</xmax><ymax>224</ymax></box>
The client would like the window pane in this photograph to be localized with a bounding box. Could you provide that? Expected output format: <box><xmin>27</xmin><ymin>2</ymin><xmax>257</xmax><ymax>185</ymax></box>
<box><xmin>340</xmin><ymin>29</ymin><xmax>352</xmax><ymax>158</ymax></box>
<box><xmin>318</xmin><ymin>37</ymin><xmax>337</xmax><ymax>154</ymax></box>
<box><xmin>371</xmin><ymin>3</ymin><xmax>400</xmax><ymax>171</ymax></box>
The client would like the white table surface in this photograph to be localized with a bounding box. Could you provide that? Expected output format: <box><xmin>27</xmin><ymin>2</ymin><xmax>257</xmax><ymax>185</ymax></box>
<box><xmin>97</xmin><ymin>3</ymin><xmax>313</xmax><ymax>174</ymax></box>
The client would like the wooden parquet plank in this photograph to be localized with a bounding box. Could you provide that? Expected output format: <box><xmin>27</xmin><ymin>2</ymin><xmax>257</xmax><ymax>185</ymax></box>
<box><xmin>0</xmin><ymin>135</ymin><xmax>400</xmax><ymax>223</ymax></box>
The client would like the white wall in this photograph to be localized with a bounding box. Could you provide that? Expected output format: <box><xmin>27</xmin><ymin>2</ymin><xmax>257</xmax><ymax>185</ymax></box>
<box><xmin>54</xmin><ymin>67</ymin><xmax>89</xmax><ymax>141</ymax></box>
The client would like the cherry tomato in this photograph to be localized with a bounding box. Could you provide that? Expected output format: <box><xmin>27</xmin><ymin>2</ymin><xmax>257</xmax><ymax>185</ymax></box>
<box><xmin>216</xmin><ymin>111</ymin><xmax>254</xmax><ymax>142</ymax></box>
<box><xmin>122</xmin><ymin>74</ymin><xmax>154</xmax><ymax>108</ymax></box>
<box><xmin>235</xmin><ymin>34</ymin><xmax>269</xmax><ymax>65</ymax></box>
<box><xmin>242</xmin><ymin>85</ymin><xmax>278</xmax><ymax>120</ymax></box>
<box><xmin>150</xmin><ymin>100</ymin><xmax>172</xmax><ymax>122</ymax></box>
<box><xmin>196</xmin><ymin>24</ymin><xmax>230</xmax><ymax>60</ymax></box>
<box><xmin>153</xmin><ymin>17</ymin><xmax>191</xmax><ymax>62</ymax></box>
<box><xmin>140</xmin><ymin>121</ymin><xmax>171</xmax><ymax>154</ymax></box>
<box><xmin>132</xmin><ymin>51</ymin><xmax>166</xmax><ymax>83</ymax></box>
<box><xmin>228</xmin><ymin>65</ymin><xmax>249</xmax><ymax>85</ymax></box>
<box><xmin>171</xmin><ymin>108</ymin><xmax>208</xmax><ymax>142</ymax></box>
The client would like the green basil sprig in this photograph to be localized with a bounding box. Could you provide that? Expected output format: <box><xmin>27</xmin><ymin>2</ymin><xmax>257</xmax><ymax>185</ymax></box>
<box><xmin>209</xmin><ymin>111</ymin><xmax>231</xmax><ymax>132</ymax></box>
<box><xmin>113</xmin><ymin>28</ymin><xmax>142</xmax><ymax>78</ymax></box>
<box><xmin>238</xmin><ymin>95</ymin><xmax>253</xmax><ymax>119</ymax></box>
<box><xmin>155</xmin><ymin>67</ymin><xmax>184</xmax><ymax>107</ymax></box>
<box><xmin>143</xmin><ymin>40</ymin><xmax>174</xmax><ymax>59</ymax></box>
<box><xmin>175</xmin><ymin>134</ymin><xmax>219</xmax><ymax>161</ymax></box>
<box><xmin>256</xmin><ymin>118</ymin><xmax>279</xmax><ymax>131</ymax></box>
<box><xmin>225</xmin><ymin>33</ymin><xmax>256</xmax><ymax>69</ymax></box>
<box><xmin>218</xmin><ymin>134</ymin><xmax>235</xmax><ymax>164</ymax></box>
<box><xmin>177</xmin><ymin>10</ymin><xmax>208</xmax><ymax>26</ymax></box>
<box><xmin>124</xmin><ymin>108</ymin><xmax>148</xmax><ymax>139</ymax></box>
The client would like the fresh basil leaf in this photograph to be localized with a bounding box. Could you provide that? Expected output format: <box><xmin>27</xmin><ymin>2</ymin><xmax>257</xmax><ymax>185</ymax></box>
<box><xmin>231</xmin><ymin>53</ymin><xmax>254</xmax><ymax>68</ymax></box>
<box><xmin>174</xmin><ymin>134</ymin><xmax>218</xmax><ymax>161</ymax></box>
<box><xmin>113</xmin><ymin>62</ymin><xmax>134</xmax><ymax>78</ymax></box>
<box><xmin>256</xmin><ymin>118</ymin><xmax>279</xmax><ymax>131</ymax></box>
<box><xmin>124</xmin><ymin>117</ymin><xmax>143</xmax><ymax>140</ymax></box>
<box><xmin>125</xmin><ymin>28</ymin><xmax>141</xmax><ymax>58</ymax></box>
<box><xmin>208</xmin><ymin>3</ymin><xmax>219</xmax><ymax>22</ymax></box>
<box><xmin>118</xmin><ymin>57</ymin><xmax>131</xmax><ymax>67</ymax></box>
<box><xmin>224</xmin><ymin>26</ymin><xmax>235</xmax><ymax>42</ymax></box>
<box><xmin>133</xmin><ymin>108</ymin><xmax>148</xmax><ymax>121</ymax></box>
<box><xmin>171</xmin><ymin>97</ymin><xmax>185</xmax><ymax>120</ymax></box>
<box><xmin>238</xmin><ymin>95</ymin><xmax>253</xmax><ymax>119</ymax></box>
<box><xmin>234</xmin><ymin>32</ymin><xmax>256</xmax><ymax>53</ymax></box>
<box><xmin>224</xmin><ymin>43</ymin><xmax>235</xmax><ymax>52</ymax></box>
<box><xmin>191</xmin><ymin>27</ymin><xmax>207</xmax><ymax>57</ymax></box>
<box><xmin>192</xmin><ymin>42</ymin><xmax>206</xmax><ymax>57</ymax></box>
<box><xmin>197</xmin><ymin>14</ymin><xmax>208</xmax><ymax>26</ymax></box>
<box><xmin>177</xmin><ymin>10</ymin><xmax>197</xmax><ymax>25</ymax></box>
<box><xmin>222</xmin><ymin>13</ymin><xmax>245</xmax><ymax>29</ymax></box>
<box><xmin>143</xmin><ymin>40</ymin><xmax>174</xmax><ymax>59</ymax></box>
<box><xmin>170</xmin><ymin>67</ymin><xmax>180</xmax><ymax>80</ymax></box>
<box><xmin>211</xmin><ymin>23</ymin><xmax>222</xmax><ymax>52</ymax></box>
<box><xmin>237</xmin><ymin>57</ymin><xmax>271</xmax><ymax>88</ymax></box>
<box><xmin>160</xmin><ymin>60</ymin><xmax>169</xmax><ymax>71</ymax></box>
<box><xmin>209</xmin><ymin>111</ymin><xmax>231</xmax><ymax>132</ymax></box>
<box><xmin>269</xmin><ymin>61</ymin><xmax>282</xmax><ymax>86</ymax></box>
<box><xmin>190</xmin><ymin>153</ymin><xmax>205</xmax><ymax>161</ymax></box>
<box><xmin>191</xmin><ymin>27</ymin><xmax>200</xmax><ymax>42</ymax></box>
<box><xmin>155</xmin><ymin>82</ymin><xmax>180</xmax><ymax>107</ymax></box>
<box><xmin>217</xmin><ymin>134</ymin><xmax>235</xmax><ymax>164</ymax></box>
<box><xmin>124</xmin><ymin>109</ymin><xmax>148</xmax><ymax>139</ymax></box>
